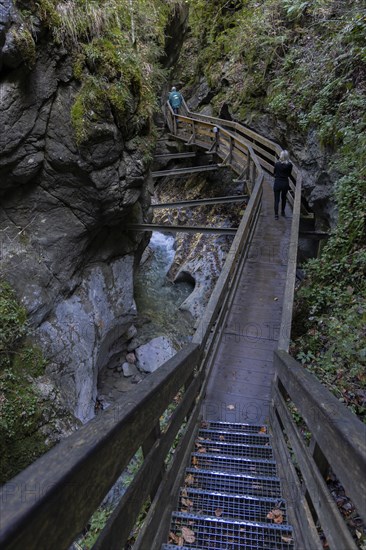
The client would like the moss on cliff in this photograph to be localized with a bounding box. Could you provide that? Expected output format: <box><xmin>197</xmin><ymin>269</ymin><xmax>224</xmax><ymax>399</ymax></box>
<box><xmin>20</xmin><ymin>0</ymin><xmax>172</xmax><ymax>144</ymax></box>
<box><xmin>13</xmin><ymin>25</ymin><xmax>37</xmax><ymax>68</ymax></box>
<box><xmin>0</xmin><ymin>282</ymin><xmax>51</xmax><ymax>482</ymax></box>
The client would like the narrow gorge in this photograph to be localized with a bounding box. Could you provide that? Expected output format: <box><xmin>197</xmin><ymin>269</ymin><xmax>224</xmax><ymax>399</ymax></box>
<box><xmin>1</xmin><ymin>0</ymin><xmax>365</xmax><ymax>488</ymax></box>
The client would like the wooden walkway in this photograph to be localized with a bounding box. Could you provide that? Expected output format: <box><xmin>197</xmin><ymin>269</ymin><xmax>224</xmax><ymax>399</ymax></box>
<box><xmin>203</xmin><ymin>175</ymin><xmax>291</xmax><ymax>424</ymax></box>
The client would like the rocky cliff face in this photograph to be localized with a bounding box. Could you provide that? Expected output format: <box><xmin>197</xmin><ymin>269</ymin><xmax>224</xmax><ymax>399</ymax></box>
<box><xmin>0</xmin><ymin>1</ymin><xmax>152</xmax><ymax>422</ymax></box>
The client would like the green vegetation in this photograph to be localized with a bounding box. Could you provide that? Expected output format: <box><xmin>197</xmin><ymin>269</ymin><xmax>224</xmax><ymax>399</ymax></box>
<box><xmin>76</xmin><ymin>448</ymin><xmax>144</xmax><ymax>548</ymax></box>
<box><xmin>18</xmin><ymin>0</ymin><xmax>179</xmax><ymax>144</ymax></box>
<box><xmin>184</xmin><ymin>0</ymin><xmax>366</xmax><ymax>421</ymax></box>
<box><xmin>0</xmin><ymin>281</ymin><xmax>52</xmax><ymax>482</ymax></box>
<box><xmin>13</xmin><ymin>25</ymin><xmax>37</xmax><ymax>68</ymax></box>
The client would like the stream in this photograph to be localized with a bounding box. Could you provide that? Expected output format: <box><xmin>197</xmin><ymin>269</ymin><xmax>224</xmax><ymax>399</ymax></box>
<box><xmin>134</xmin><ymin>231</ymin><xmax>194</xmax><ymax>347</ymax></box>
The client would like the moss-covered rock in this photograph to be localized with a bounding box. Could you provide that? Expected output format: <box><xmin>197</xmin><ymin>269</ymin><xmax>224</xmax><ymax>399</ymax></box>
<box><xmin>0</xmin><ymin>282</ymin><xmax>77</xmax><ymax>483</ymax></box>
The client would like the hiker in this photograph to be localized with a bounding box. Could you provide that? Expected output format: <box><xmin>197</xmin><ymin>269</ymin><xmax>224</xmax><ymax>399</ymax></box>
<box><xmin>273</xmin><ymin>150</ymin><xmax>293</xmax><ymax>220</ymax></box>
<box><xmin>168</xmin><ymin>86</ymin><xmax>183</xmax><ymax>114</ymax></box>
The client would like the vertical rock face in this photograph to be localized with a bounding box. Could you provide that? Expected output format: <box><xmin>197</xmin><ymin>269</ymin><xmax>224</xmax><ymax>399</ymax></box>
<box><xmin>0</xmin><ymin>4</ymin><xmax>151</xmax><ymax>421</ymax></box>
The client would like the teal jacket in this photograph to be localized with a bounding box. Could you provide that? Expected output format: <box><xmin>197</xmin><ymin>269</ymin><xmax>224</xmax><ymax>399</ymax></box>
<box><xmin>168</xmin><ymin>90</ymin><xmax>183</xmax><ymax>109</ymax></box>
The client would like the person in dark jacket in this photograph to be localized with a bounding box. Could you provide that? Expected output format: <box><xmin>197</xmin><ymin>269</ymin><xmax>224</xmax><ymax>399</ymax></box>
<box><xmin>168</xmin><ymin>86</ymin><xmax>183</xmax><ymax>114</ymax></box>
<box><xmin>273</xmin><ymin>150</ymin><xmax>293</xmax><ymax>219</ymax></box>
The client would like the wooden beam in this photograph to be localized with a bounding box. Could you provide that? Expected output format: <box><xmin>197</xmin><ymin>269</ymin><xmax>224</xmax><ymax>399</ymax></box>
<box><xmin>94</xmin><ymin>371</ymin><xmax>204</xmax><ymax>550</ymax></box>
<box><xmin>151</xmin><ymin>165</ymin><xmax>221</xmax><ymax>178</ymax></box>
<box><xmin>272</xmin><ymin>385</ymin><xmax>358</xmax><ymax>549</ymax></box>
<box><xmin>126</xmin><ymin>223</ymin><xmax>237</xmax><ymax>235</ymax></box>
<box><xmin>150</xmin><ymin>195</ymin><xmax>248</xmax><ymax>209</ymax></box>
<box><xmin>154</xmin><ymin>152</ymin><xmax>197</xmax><ymax>160</ymax></box>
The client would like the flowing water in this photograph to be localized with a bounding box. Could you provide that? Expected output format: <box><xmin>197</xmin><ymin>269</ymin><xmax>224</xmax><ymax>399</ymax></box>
<box><xmin>134</xmin><ymin>232</ymin><xmax>194</xmax><ymax>346</ymax></box>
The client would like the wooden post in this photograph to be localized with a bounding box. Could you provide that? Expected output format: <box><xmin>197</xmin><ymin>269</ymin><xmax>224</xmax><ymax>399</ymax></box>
<box><xmin>173</xmin><ymin>114</ymin><xmax>177</xmax><ymax>135</ymax></box>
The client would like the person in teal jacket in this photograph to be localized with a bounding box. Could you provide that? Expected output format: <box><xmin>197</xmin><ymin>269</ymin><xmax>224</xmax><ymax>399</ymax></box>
<box><xmin>168</xmin><ymin>86</ymin><xmax>183</xmax><ymax>114</ymax></box>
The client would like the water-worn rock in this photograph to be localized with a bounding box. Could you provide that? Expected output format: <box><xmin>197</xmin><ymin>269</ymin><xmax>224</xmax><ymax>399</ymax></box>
<box><xmin>153</xmin><ymin>168</ymin><xmax>242</xmax><ymax>320</ymax></box>
<box><xmin>122</xmin><ymin>362</ymin><xmax>136</xmax><ymax>377</ymax></box>
<box><xmin>0</xmin><ymin>8</ymin><xmax>151</xmax><ymax>422</ymax></box>
<box><xmin>135</xmin><ymin>336</ymin><xmax>177</xmax><ymax>373</ymax></box>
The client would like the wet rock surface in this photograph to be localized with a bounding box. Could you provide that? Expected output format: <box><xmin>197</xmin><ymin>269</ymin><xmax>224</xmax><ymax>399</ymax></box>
<box><xmin>152</xmin><ymin>142</ymin><xmax>244</xmax><ymax>319</ymax></box>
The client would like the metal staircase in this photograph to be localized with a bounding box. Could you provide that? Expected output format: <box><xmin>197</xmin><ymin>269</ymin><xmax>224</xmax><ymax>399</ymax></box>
<box><xmin>162</xmin><ymin>421</ymin><xmax>294</xmax><ymax>549</ymax></box>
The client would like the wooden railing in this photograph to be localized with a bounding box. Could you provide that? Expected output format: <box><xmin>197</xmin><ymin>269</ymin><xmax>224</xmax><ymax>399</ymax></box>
<box><xmin>0</xmin><ymin>345</ymin><xmax>201</xmax><ymax>549</ymax></box>
<box><xmin>271</xmin><ymin>351</ymin><xmax>366</xmax><ymax>550</ymax></box>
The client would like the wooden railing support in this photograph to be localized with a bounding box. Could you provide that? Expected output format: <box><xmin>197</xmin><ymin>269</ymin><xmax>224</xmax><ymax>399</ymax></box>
<box><xmin>0</xmin><ymin>344</ymin><xmax>200</xmax><ymax>550</ymax></box>
<box><xmin>271</xmin><ymin>350</ymin><xmax>366</xmax><ymax>549</ymax></box>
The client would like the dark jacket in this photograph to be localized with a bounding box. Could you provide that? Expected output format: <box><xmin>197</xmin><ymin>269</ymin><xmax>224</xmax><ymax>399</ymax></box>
<box><xmin>273</xmin><ymin>161</ymin><xmax>293</xmax><ymax>191</ymax></box>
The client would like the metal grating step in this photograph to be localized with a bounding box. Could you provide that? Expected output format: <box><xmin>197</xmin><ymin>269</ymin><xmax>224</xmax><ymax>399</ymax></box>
<box><xmin>193</xmin><ymin>439</ymin><xmax>273</xmax><ymax>459</ymax></box>
<box><xmin>168</xmin><ymin>512</ymin><xmax>294</xmax><ymax>549</ymax></box>
<box><xmin>198</xmin><ymin>428</ymin><xmax>271</xmax><ymax>446</ymax></box>
<box><xmin>184</xmin><ymin>468</ymin><xmax>282</xmax><ymax>498</ymax></box>
<box><xmin>202</xmin><ymin>421</ymin><xmax>268</xmax><ymax>434</ymax></box>
<box><xmin>178</xmin><ymin>487</ymin><xmax>289</xmax><ymax>524</ymax></box>
<box><xmin>191</xmin><ymin>453</ymin><xmax>277</xmax><ymax>477</ymax></box>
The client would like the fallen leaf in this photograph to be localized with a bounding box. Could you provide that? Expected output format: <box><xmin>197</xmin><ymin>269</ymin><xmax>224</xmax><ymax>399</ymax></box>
<box><xmin>181</xmin><ymin>488</ymin><xmax>188</xmax><ymax>498</ymax></box>
<box><xmin>182</xmin><ymin>526</ymin><xmax>196</xmax><ymax>543</ymax></box>
<box><xmin>181</xmin><ymin>497</ymin><xmax>194</xmax><ymax>507</ymax></box>
<box><xmin>185</xmin><ymin>474</ymin><xmax>195</xmax><ymax>485</ymax></box>
<box><xmin>197</xmin><ymin>447</ymin><xmax>207</xmax><ymax>453</ymax></box>
<box><xmin>267</xmin><ymin>509</ymin><xmax>284</xmax><ymax>524</ymax></box>
<box><xmin>219</xmin><ymin>435</ymin><xmax>225</xmax><ymax>441</ymax></box>
<box><xmin>169</xmin><ymin>531</ymin><xmax>181</xmax><ymax>544</ymax></box>
<box><xmin>281</xmin><ymin>535</ymin><xmax>293</xmax><ymax>544</ymax></box>
<box><xmin>215</xmin><ymin>508</ymin><xmax>223</xmax><ymax>517</ymax></box>
<box><xmin>192</xmin><ymin>456</ymin><xmax>199</xmax><ymax>466</ymax></box>
<box><xmin>227</xmin><ymin>404</ymin><xmax>235</xmax><ymax>410</ymax></box>
<box><xmin>274</xmin><ymin>515</ymin><xmax>284</xmax><ymax>524</ymax></box>
<box><xmin>259</xmin><ymin>426</ymin><xmax>267</xmax><ymax>433</ymax></box>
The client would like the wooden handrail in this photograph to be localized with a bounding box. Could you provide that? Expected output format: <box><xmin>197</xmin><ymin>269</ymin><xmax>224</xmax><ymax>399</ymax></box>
<box><xmin>193</xmin><ymin>160</ymin><xmax>263</xmax><ymax>348</ymax></box>
<box><xmin>0</xmin><ymin>344</ymin><xmax>200</xmax><ymax>549</ymax></box>
<box><xmin>271</xmin><ymin>350</ymin><xmax>366</xmax><ymax>549</ymax></box>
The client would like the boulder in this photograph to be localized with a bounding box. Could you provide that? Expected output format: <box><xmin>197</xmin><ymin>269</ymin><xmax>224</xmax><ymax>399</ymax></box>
<box><xmin>135</xmin><ymin>336</ymin><xmax>177</xmax><ymax>373</ymax></box>
<box><xmin>122</xmin><ymin>363</ymin><xmax>134</xmax><ymax>377</ymax></box>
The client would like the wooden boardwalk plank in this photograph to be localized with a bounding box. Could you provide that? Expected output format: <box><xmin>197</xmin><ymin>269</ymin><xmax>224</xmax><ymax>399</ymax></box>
<box><xmin>203</xmin><ymin>176</ymin><xmax>292</xmax><ymax>423</ymax></box>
